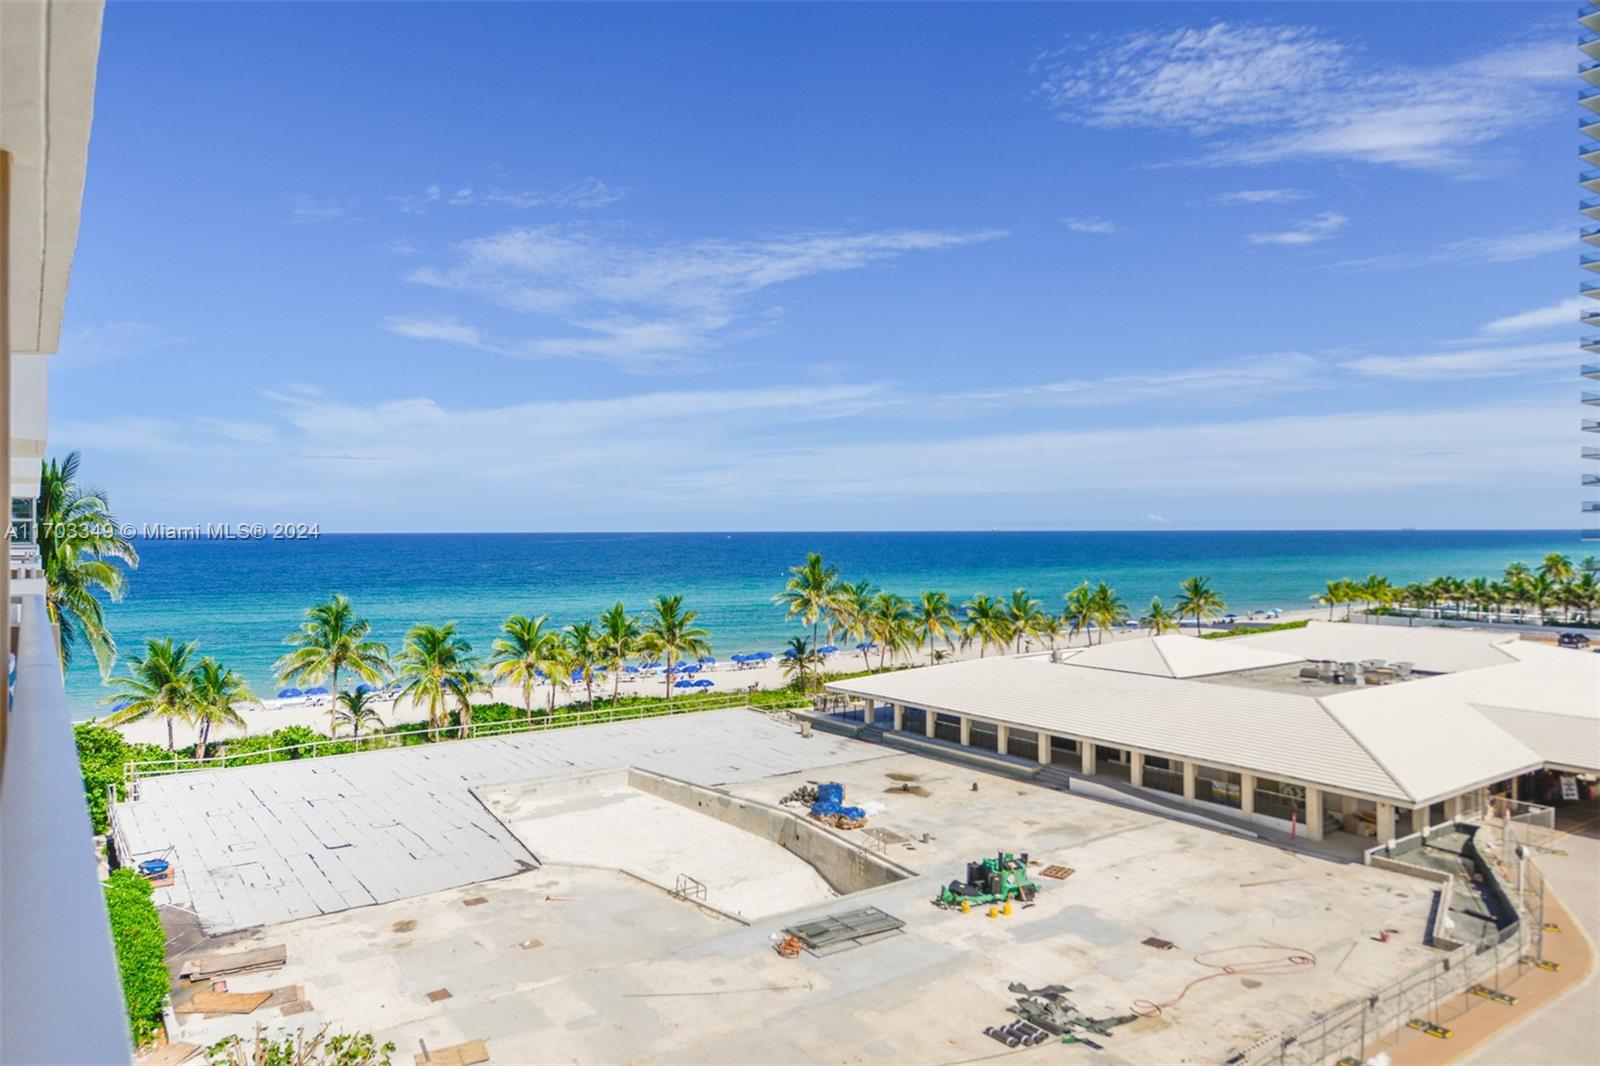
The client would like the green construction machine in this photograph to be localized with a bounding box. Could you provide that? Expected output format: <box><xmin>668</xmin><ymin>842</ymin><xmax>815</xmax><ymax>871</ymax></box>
<box><xmin>934</xmin><ymin>852</ymin><xmax>1040</xmax><ymax>909</ymax></box>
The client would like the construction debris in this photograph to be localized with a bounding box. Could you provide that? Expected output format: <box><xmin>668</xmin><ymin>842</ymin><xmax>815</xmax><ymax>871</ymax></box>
<box><xmin>807</xmin><ymin>782</ymin><xmax>867</xmax><ymax>828</ymax></box>
<box><xmin>983</xmin><ymin>1019</ymin><xmax>1052</xmax><ymax>1047</ymax></box>
<box><xmin>935</xmin><ymin>853</ymin><xmax>1039</xmax><ymax>909</ymax></box>
<box><xmin>779</xmin><ymin>784</ymin><xmax>819</xmax><ymax>807</ymax></box>
<box><xmin>774</xmin><ymin>935</ymin><xmax>804</xmax><ymax>958</ymax></box>
<box><xmin>1002</xmin><ymin>983</ymin><xmax>1137</xmax><ymax>1041</ymax></box>
<box><xmin>178</xmin><ymin>944</ymin><xmax>286</xmax><ymax>982</ymax></box>
<box><xmin>136</xmin><ymin>1042</ymin><xmax>203</xmax><ymax>1066</ymax></box>
<box><xmin>1039</xmin><ymin>865</ymin><xmax>1074</xmax><ymax>880</ymax></box>
<box><xmin>414</xmin><ymin>1039</ymin><xmax>489</xmax><ymax>1066</ymax></box>
<box><xmin>173</xmin><ymin>990</ymin><xmax>273</xmax><ymax>1016</ymax></box>
<box><xmin>1141</xmin><ymin>937</ymin><xmax>1176</xmax><ymax>951</ymax></box>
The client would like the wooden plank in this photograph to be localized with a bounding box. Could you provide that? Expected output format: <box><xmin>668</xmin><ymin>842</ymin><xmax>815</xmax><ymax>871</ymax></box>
<box><xmin>137</xmin><ymin>1042</ymin><xmax>203</xmax><ymax>1066</ymax></box>
<box><xmin>173</xmin><ymin>990</ymin><xmax>273</xmax><ymax>1015</ymax></box>
<box><xmin>414</xmin><ymin>1039</ymin><xmax>489</xmax><ymax>1065</ymax></box>
<box><xmin>179</xmin><ymin>944</ymin><xmax>287</xmax><ymax>979</ymax></box>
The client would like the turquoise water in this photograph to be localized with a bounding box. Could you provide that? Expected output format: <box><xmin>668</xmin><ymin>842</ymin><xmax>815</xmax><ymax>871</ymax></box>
<box><xmin>68</xmin><ymin>530</ymin><xmax>1583</xmax><ymax>716</ymax></box>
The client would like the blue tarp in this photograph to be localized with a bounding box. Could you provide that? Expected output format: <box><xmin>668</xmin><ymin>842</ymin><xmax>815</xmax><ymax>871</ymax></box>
<box><xmin>809</xmin><ymin>782</ymin><xmax>865</xmax><ymax>821</ymax></box>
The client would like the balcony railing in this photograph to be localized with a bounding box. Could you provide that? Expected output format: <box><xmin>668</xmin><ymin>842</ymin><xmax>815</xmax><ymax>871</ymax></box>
<box><xmin>1585</xmin><ymin>420</ymin><xmax>1600</xmax><ymax>432</ymax></box>
<box><xmin>1582</xmin><ymin>141</ymin><xmax>1600</xmax><ymax>158</ymax></box>
<box><xmin>1586</xmin><ymin>362</ymin><xmax>1600</xmax><ymax>376</ymax></box>
<box><xmin>1584</xmin><ymin>473</ymin><xmax>1600</xmax><ymax>485</ymax></box>
<box><xmin>1584</xmin><ymin>391</ymin><xmax>1600</xmax><ymax>404</ymax></box>
<box><xmin>1585</xmin><ymin>502</ymin><xmax>1600</xmax><ymax>512</ymax></box>
<box><xmin>0</xmin><ymin>595</ymin><xmax>133</xmax><ymax>1063</ymax></box>
<box><xmin>1586</xmin><ymin>446</ymin><xmax>1600</xmax><ymax>458</ymax></box>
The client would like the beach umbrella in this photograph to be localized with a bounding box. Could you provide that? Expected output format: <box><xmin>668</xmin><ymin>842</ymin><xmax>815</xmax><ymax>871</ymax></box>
<box><xmin>730</xmin><ymin>654</ymin><xmax>747</xmax><ymax>663</ymax></box>
<box><xmin>782</xmin><ymin>648</ymin><xmax>798</xmax><ymax>659</ymax></box>
<box><xmin>355</xmin><ymin>683</ymin><xmax>376</xmax><ymax>694</ymax></box>
<box><xmin>751</xmin><ymin>651</ymin><xmax>774</xmax><ymax>661</ymax></box>
<box><xmin>673</xmin><ymin>678</ymin><xmax>696</xmax><ymax>689</ymax></box>
<box><xmin>819</xmin><ymin>645</ymin><xmax>838</xmax><ymax>654</ymax></box>
<box><xmin>305</xmin><ymin>686</ymin><xmax>330</xmax><ymax>695</ymax></box>
<box><xmin>277</xmin><ymin>688</ymin><xmax>303</xmax><ymax>699</ymax></box>
<box><xmin>855</xmin><ymin>641</ymin><xmax>878</xmax><ymax>650</ymax></box>
<box><xmin>109</xmin><ymin>699</ymin><xmax>133</xmax><ymax>713</ymax></box>
<box><xmin>692</xmin><ymin>678</ymin><xmax>714</xmax><ymax>688</ymax></box>
<box><xmin>679</xmin><ymin>662</ymin><xmax>700</xmax><ymax>673</ymax></box>
<box><xmin>624</xmin><ymin>665</ymin><xmax>640</xmax><ymax>674</ymax></box>
<box><xmin>698</xmin><ymin>656</ymin><xmax>716</xmax><ymax>664</ymax></box>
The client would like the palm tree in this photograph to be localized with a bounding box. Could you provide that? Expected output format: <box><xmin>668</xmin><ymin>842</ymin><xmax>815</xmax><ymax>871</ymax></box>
<box><xmin>1006</xmin><ymin>589</ymin><xmax>1049</xmax><ymax>653</ymax></box>
<box><xmin>275</xmin><ymin>595</ymin><xmax>390</xmax><ymax>735</ymax></box>
<box><xmin>332</xmin><ymin>687</ymin><xmax>384</xmax><ymax>740</ymax></box>
<box><xmin>836</xmin><ymin>580</ymin><xmax>877</xmax><ymax>668</ymax></box>
<box><xmin>1089</xmin><ymin>582</ymin><xmax>1127</xmax><ymax>638</ymax></box>
<box><xmin>488</xmin><ymin>614</ymin><xmax>561</xmax><ymax>721</ymax></box>
<box><xmin>187</xmin><ymin>657</ymin><xmax>253</xmax><ymax>759</ymax></box>
<box><xmin>1539</xmin><ymin>554</ymin><xmax>1574</xmax><ymax>585</ymax></box>
<box><xmin>914</xmin><ymin>590</ymin><xmax>957</xmax><ymax>664</ymax></box>
<box><xmin>564</xmin><ymin>621</ymin><xmax>604</xmax><ymax>709</ymax></box>
<box><xmin>1141</xmin><ymin>597</ymin><xmax>1180</xmax><ymax>635</ymax></box>
<box><xmin>1359</xmin><ymin>574</ymin><xmax>1394</xmax><ymax>623</ymax></box>
<box><xmin>868</xmin><ymin>592</ymin><xmax>915</xmax><ymax>669</ymax></box>
<box><xmin>1504</xmin><ymin>561</ymin><xmax>1532</xmax><ymax>586</ymax></box>
<box><xmin>781</xmin><ymin>635</ymin><xmax>823</xmax><ymax>692</ymax></box>
<box><xmin>103</xmin><ymin>638</ymin><xmax>198</xmax><ymax>753</ymax></box>
<box><xmin>596</xmin><ymin>601</ymin><xmax>641</xmax><ymax>701</ymax></box>
<box><xmin>1310</xmin><ymin>579</ymin><xmax>1344</xmax><ymax>622</ymax></box>
<box><xmin>1526</xmin><ymin>573</ymin><xmax>1558</xmax><ymax>624</ymax></box>
<box><xmin>1063</xmin><ymin>582</ymin><xmax>1097</xmax><ymax>645</ymax></box>
<box><xmin>1175</xmin><ymin>576</ymin><xmax>1226</xmax><ymax>635</ymax></box>
<box><xmin>775</xmin><ymin>553</ymin><xmax>842</xmax><ymax>659</ymax></box>
<box><xmin>961</xmin><ymin>594</ymin><xmax>1012</xmax><ymax>657</ymax></box>
<box><xmin>642</xmin><ymin>594</ymin><xmax>711</xmax><ymax>697</ymax></box>
<box><xmin>36</xmin><ymin>452</ymin><xmax>139</xmax><ymax>674</ymax></box>
<box><xmin>394</xmin><ymin>622</ymin><xmax>478</xmax><ymax>737</ymax></box>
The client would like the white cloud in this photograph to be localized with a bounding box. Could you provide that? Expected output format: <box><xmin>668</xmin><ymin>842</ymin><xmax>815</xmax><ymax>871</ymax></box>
<box><xmin>390</xmin><ymin>178</ymin><xmax>625</xmax><ymax>214</ymax></box>
<box><xmin>1480</xmin><ymin>297</ymin><xmax>1585</xmax><ymax>335</ymax></box>
<box><xmin>1341</xmin><ymin>341</ymin><xmax>1573</xmax><ymax>381</ymax></box>
<box><xmin>1215</xmin><ymin>189</ymin><xmax>1309</xmax><ymax>205</ymax></box>
<box><xmin>1334</xmin><ymin>225</ymin><xmax>1569</xmax><ymax>271</ymax></box>
<box><xmin>382</xmin><ymin>316</ymin><xmax>487</xmax><ymax>347</ymax></box>
<box><xmin>1061</xmin><ymin>216</ymin><xmax>1119</xmax><ymax>234</ymax></box>
<box><xmin>57</xmin><ymin>322</ymin><xmax>183</xmax><ymax>364</ymax></box>
<box><xmin>947</xmin><ymin>353</ymin><xmax>1321</xmax><ymax>408</ymax></box>
<box><xmin>1036</xmin><ymin>23</ymin><xmax>1565</xmax><ymax>171</ymax></box>
<box><xmin>401</xmin><ymin>225</ymin><xmax>1007</xmax><ymax>370</ymax></box>
<box><xmin>291</xmin><ymin>195</ymin><xmax>352</xmax><ymax>224</ymax></box>
<box><xmin>1248</xmin><ymin>211</ymin><xmax>1348</xmax><ymax>246</ymax></box>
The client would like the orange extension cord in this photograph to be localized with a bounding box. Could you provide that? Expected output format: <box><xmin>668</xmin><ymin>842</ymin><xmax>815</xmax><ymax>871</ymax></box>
<box><xmin>1132</xmin><ymin>943</ymin><xmax>1318</xmax><ymax>1018</ymax></box>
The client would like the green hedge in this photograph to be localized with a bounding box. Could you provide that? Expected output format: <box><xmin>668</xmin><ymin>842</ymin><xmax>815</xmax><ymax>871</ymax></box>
<box><xmin>1202</xmin><ymin>618</ymin><xmax>1311</xmax><ymax>640</ymax></box>
<box><xmin>104</xmin><ymin>869</ymin><xmax>170</xmax><ymax>1045</ymax></box>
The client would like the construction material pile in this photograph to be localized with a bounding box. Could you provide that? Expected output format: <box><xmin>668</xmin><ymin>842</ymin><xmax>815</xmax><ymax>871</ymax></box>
<box><xmin>809</xmin><ymin>783</ymin><xmax>867</xmax><ymax>829</ymax></box>
<box><xmin>779</xmin><ymin>783</ymin><xmax>819</xmax><ymax>807</ymax></box>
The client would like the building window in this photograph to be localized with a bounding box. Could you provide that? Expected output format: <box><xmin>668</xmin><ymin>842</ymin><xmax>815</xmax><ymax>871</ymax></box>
<box><xmin>934</xmin><ymin>713</ymin><xmax>961</xmax><ymax>743</ymax></box>
<box><xmin>1006</xmin><ymin>728</ymin><xmax>1039</xmax><ymax>761</ymax></box>
<box><xmin>1194</xmin><ymin>766</ymin><xmax>1242</xmax><ymax>809</ymax></box>
<box><xmin>1253</xmin><ymin>778</ymin><xmax>1306</xmax><ymax>822</ymax></box>
<box><xmin>901</xmin><ymin>707</ymin><xmax>926</xmax><ymax>733</ymax></box>
<box><xmin>1142</xmin><ymin>758</ymin><xmax>1183</xmax><ymax>795</ymax></box>
<box><xmin>968</xmin><ymin>721</ymin><xmax>999</xmax><ymax>752</ymax></box>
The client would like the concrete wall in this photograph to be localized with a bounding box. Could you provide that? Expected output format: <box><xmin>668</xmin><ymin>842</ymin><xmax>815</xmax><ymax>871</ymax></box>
<box><xmin>475</xmin><ymin>765</ymin><xmax>914</xmax><ymax>897</ymax></box>
<box><xmin>626</xmin><ymin>769</ymin><xmax>915</xmax><ymax>894</ymax></box>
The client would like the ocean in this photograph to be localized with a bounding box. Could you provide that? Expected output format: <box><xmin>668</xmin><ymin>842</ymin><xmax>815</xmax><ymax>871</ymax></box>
<box><xmin>68</xmin><ymin>529</ymin><xmax>1583</xmax><ymax>717</ymax></box>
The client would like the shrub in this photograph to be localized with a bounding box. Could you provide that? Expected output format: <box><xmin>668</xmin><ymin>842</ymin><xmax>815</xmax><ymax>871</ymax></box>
<box><xmin>104</xmin><ymin>869</ymin><xmax>170</xmax><ymax>1045</ymax></box>
<box><xmin>207</xmin><ymin>1025</ymin><xmax>395</xmax><ymax>1066</ymax></box>
<box><xmin>1202</xmin><ymin>619</ymin><xmax>1310</xmax><ymax>640</ymax></box>
<box><xmin>269</xmin><ymin>725</ymin><xmax>326</xmax><ymax>758</ymax></box>
<box><xmin>75</xmin><ymin>722</ymin><xmax>127</xmax><ymax>834</ymax></box>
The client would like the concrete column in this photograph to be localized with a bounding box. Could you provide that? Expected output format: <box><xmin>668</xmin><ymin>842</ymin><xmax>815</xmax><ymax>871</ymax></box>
<box><xmin>1305</xmin><ymin>788</ymin><xmax>1324</xmax><ymax>841</ymax></box>
<box><xmin>1182</xmin><ymin>761</ymin><xmax>1196</xmax><ymax>804</ymax></box>
<box><xmin>1377</xmin><ymin>803</ymin><xmax>1397</xmax><ymax>845</ymax></box>
<box><xmin>1129</xmin><ymin>751</ymin><xmax>1144</xmax><ymax>789</ymax></box>
<box><xmin>1510</xmin><ymin>776</ymin><xmax>1520</xmax><ymax>800</ymax></box>
<box><xmin>1037</xmin><ymin>736</ymin><xmax>1051</xmax><ymax>766</ymax></box>
<box><xmin>925</xmin><ymin>710</ymin><xmax>937</xmax><ymax>739</ymax></box>
<box><xmin>1239</xmin><ymin>773</ymin><xmax>1256</xmax><ymax>820</ymax></box>
<box><xmin>958</xmin><ymin>717</ymin><xmax>971</xmax><ymax>746</ymax></box>
<box><xmin>1408</xmin><ymin>807</ymin><xmax>1426</xmax><ymax>836</ymax></box>
<box><xmin>1080</xmin><ymin>741</ymin><xmax>1096</xmax><ymax>776</ymax></box>
<box><xmin>892</xmin><ymin>703</ymin><xmax>903</xmax><ymax>732</ymax></box>
<box><xmin>995</xmin><ymin>723</ymin><xmax>1009</xmax><ymax>756</ymax></box>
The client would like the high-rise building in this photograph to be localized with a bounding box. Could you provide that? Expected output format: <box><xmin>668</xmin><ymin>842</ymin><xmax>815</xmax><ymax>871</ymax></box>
<box><xmin>1584</xmin><ymin>1</ymin><xmax>1600</xmax><ymax>545</ymax></box>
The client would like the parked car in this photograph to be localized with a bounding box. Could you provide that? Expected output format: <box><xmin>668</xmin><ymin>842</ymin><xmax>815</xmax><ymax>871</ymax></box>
<box><xmin>1557</xmin><ymin>632</ymin><xmax>1591</xmax><ymax>648</ymax></box>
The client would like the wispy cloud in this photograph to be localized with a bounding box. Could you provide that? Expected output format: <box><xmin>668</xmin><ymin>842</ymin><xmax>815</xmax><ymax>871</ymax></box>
<box><xmin>1342</xmin><ymin>341</ymin><xmax>1573</xmax><ymax>381</ymax></box>
<box><xmin>1333</xmin><ymin>225</ymin><xmax>1569</xmax><ymax>271</ymax></box>
<box><xmin>945</xmin><ymin>353</ymin><xmax>1321</xmax><ymax>409</ymax></box>
<box><xmin>1480</xmin><ymin>297</ymin><xmax>1585</xmax><ymax>335</ymax></box>
<box><xmin>1061</xmin><ymin>216</ymin><xmax>1119</xmax><ymax>235</ymax></box>
<box><xmin>57</xmin><ymin>321</ymin><xmax>183</xmax><ymax>364</ymax></box>
<box><xmin>1248</xmin><ymin>211</ymin><xmax>1348</xmax><ymax>246</ymax></box>
<box><xmin>1215</xmin><ymin>188</ymin><xmax>1309</xmax><ymax>205</ymax></box>
<box><xmin>391</xmin><ymin>178</ymin><xmax>625</xmax><ymax>215</ymax></box>
<box><xmin>291</xmin><ymin>195</ymin><xmax>354</xmax><ymax>224</ymax></box>
<box><xmin>400</xmin><ymin>225</ymin><xmax>1007</xmax><ymax>370</ymax></box>
<box><xmin>1035</xmin><ymin>22</ymin><xmax>1565</xmax><ymax>171</ymax></box>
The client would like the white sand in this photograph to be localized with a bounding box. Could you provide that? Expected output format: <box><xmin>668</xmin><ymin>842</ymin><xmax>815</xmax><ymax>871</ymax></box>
<box><xmin>104</xmin><ymin>607</ymin><xmax>1322</xmax><ymax>749</ymax></box>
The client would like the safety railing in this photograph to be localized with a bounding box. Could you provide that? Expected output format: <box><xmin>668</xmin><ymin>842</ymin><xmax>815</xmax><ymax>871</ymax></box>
<box><xmin>125</xmin><ymin>690</ymin><xmax>810</xmax><ymax>784</ymax></box>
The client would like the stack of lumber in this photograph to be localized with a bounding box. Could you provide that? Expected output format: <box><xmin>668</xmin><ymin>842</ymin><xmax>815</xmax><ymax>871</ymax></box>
<box><xmin>178</xmin><ymin>944</ymin><xmax>286</xmax><ymax>983</ymax></box>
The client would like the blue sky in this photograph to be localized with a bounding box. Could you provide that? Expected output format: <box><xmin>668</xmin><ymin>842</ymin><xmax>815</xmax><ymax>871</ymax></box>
<box><xmin>53</xmin><ymin>1</ymin><xmax>1580</xmax><ymax>531</ymax></box>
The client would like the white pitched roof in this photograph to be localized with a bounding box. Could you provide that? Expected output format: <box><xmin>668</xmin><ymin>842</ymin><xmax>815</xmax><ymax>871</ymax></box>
<box><xmin>1064</xmin><ymin>634</ymin><xmax>1303</xmax><ymax>679</ymax></box>
<box><xmin>828</xmin><ymin>655</ymin><xmax>1411</xmax><ymax>802</ymax></box>
<box><xmin>1229</xmin><ymin>620</ymin><xmax>1519</xmax><ymax>675</ymax></box>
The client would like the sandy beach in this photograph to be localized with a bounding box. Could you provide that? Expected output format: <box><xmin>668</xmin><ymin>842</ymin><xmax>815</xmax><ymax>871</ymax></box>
<box><xmin>102</xmin><ymin>608</ymin><xmax>1324</xmax><ymax>750</ymax></box>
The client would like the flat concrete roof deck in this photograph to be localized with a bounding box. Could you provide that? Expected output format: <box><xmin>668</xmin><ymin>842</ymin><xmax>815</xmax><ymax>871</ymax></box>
<box><xmin>163</xmin><ymin>737</ymin><xmax>1445</xmax><ymax>1065</ymax></box>
<box><xmin>117</xmin><ymin>710</ymin><xmax>888</xmax><ymax>934</ymax></box>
